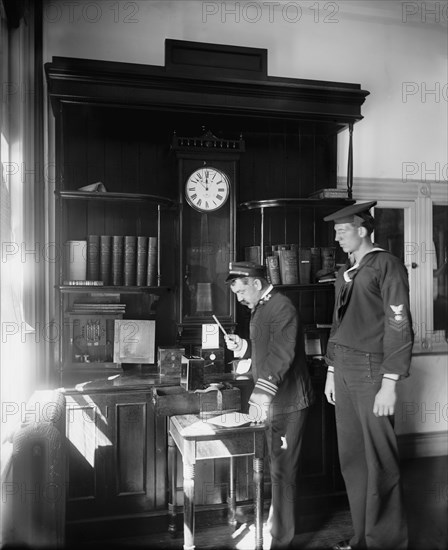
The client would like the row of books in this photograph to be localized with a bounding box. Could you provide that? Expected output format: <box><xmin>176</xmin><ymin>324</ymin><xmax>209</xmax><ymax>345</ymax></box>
<box><xmin>70</xmin><ymin>302</ymin><xmax>127</xmax><ymax>315</ymax></box>
<box><xmin>245</xmin><ymin>244</ymin><xmax>336</xmax><ymax>285</ymax></box>
<box><xmin>66</xmin><ymin>235</ymin><xmax>158</xmax><ymax>286</ymax></box>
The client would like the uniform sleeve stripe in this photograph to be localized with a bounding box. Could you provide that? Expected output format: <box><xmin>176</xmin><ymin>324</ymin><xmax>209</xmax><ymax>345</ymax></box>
<box><xmin>255</xmin><ymin>379</ymin><xmax>278</xmax><ymax>396</ymax></box>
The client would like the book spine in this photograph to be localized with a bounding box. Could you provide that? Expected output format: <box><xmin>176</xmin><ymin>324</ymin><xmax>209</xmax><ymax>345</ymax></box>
<box><xmin>266</xmin><ymin>255</ymin><xmax>281</xmax><ymax>285</ymax></box>
<box><xmin>99</xmin><ymin>236</ymin><xmax>112</xmax><ymax>286</ymax></box>
<box><xmin>298</xmin><ymin>247</ymin><xmax>312</xmax><ymax>284</ymax></box>
<box><xmin>111</xmin><ymin>235</ymin><xmax>124</xmax><ymax>286</ymax></box>
<box><xmin>147</xmin><ymin>236</ymin><xmax>158</xmax><ymax>286</ymax></box>
<box><xmin>279</xmin><ymin>248</ymin><xmax>299</xmax><ymax>284</ymax></box>
<box><xmin>86</xmin><ymin>235</ymin><xmax>100</xmax><ymax>281</ymax></box>
<box><xmin>123</xmin><ymin>236</ymin><xmax>137</xmax><ymax>286</ymax></box>
<box><xmin>136</xmin><ymin>236</ymin><xmax>149</xmax><ymax>286</ymax></box>
<box><xmin>310</xmin><ymin>247</ymin><xmax>321</xmax><ymax>283</ymax></box>
<box><xmin>265</xmin><ymin>257</ymin><xmax>271</xmax><ymax>284</ymax></box>
<box><xmin>321</xmin><ymin>247</ymin><xmax>336</xmax><ymax>272</ymax></box>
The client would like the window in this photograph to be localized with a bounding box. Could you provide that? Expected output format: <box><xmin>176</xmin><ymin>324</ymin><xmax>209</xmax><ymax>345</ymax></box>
<box><xmin>1</xmin><ymin>1</ymin><xmax>45</xmax><ymax>447</ymax></box>
<box><xmin>351</xmin><ymin>178</ymin><xmax>448</xmax><ymax>354</ymax></box>
<box><xmin>432</xmin><ymin>204</ymin><xmax>448</xmax><ymax>333</ymax></box>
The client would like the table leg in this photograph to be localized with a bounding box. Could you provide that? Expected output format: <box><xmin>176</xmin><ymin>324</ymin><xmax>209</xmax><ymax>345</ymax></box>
<box><xmin>167</xmin><ymin>431</ymin><xmax>177</xmax><ymax>535</ymax></box>
<box><xmin>253</xmin><ymin>456</ymin><xmax>264</xmax><ymax>550</ymax></box>
<box><xmin>228</xmin><ymin>456</ymin><xmax>237</xmax><ymax>525</ymax></box>
<box><xmin>183</xmin><ymin>460</ymin><xmax>196</xmax><ymax>550</ymax></box>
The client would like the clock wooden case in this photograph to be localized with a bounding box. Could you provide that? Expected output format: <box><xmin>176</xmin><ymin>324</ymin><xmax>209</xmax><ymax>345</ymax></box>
<box><xmin>172</xmin><ymin>130</ymin><xmax>245</xmax><ymax>344</ymax></box>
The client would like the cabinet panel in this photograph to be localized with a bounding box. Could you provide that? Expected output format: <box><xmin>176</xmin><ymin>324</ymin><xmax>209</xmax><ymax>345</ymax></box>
<box><xmin>65</xmin><ymin>394</ymin><xmax>110</xmax><ymax>517</ymax></box>
<box><xmin>116</xmin><ymin>401</ymin><xmax>147</xmax><ymax>496</ymax></box>
<box><xmin>65</xmin><ymin>391</ymin><xmax>157</xmax><ymax>521</ymax></box>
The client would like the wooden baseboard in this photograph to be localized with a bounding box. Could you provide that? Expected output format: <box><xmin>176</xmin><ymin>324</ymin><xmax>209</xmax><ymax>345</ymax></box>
<box><xmin>398</xmin><ymin>430</ymin><xmax>448</xmax><ymax>460</ymax></box>
<box><xmin>66</xmin><ymin>493</ymin><xmax>350</xmax><ymax>543</ymax></box>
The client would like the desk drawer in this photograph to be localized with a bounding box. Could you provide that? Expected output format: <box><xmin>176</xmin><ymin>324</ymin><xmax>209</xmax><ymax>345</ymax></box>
<box><xmin>152</xmin><ymin>386</ymin><xmax>240</xmax><ymax>416</ymax></box>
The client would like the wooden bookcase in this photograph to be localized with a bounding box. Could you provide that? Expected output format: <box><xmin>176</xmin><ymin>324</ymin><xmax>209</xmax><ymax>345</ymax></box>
<box><xmin>45</xmin><ymin>40</ymin><xmax>369</xmax><ymax>535</ymax></box>
<box><xmin>53</xmin><ymin>102</ymin><xmax>178</xmax><ymax>385</ymax></box>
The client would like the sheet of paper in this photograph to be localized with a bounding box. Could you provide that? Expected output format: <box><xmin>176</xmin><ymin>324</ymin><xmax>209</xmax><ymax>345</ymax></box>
<box><xmin>206</xmin><ymin>411</ymin><xmax>252</xmax><ymax>428</ymax></box>
<box><xmin>202</xmin><ymin>323</ymin><xmax>219</xmax><ymax>349</ymax></box>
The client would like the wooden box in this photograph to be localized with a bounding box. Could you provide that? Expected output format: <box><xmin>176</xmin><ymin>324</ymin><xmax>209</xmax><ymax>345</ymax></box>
<box><xmin>181</xmin><ymin>356</ymin><xmax>205</xmax><ymax>391</ymax></box>
<box><xmin>158</xmin><ymin>347</ymin><xmax>185</xmax><ymax>376</ymax></box>
<box><xmin>193</xmin><ymin>346</ymin><xmax>225</xmax><ymax>374</ymax></box>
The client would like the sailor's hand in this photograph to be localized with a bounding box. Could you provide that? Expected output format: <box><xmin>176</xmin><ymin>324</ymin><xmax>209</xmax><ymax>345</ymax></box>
<box><xmin>324</xmin><ymin>372</ymin><xmax>336</xmax><ymax>405</ymax></box>
<box><xmin>373</xmin><ymin>379</ymin><xmax>397</xmax><ymax>416</ymax></box>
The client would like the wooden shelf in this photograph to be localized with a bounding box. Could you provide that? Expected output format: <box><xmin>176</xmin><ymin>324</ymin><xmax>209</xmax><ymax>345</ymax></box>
<box><xmin>58</xmin><ymin>285</ymin><xmax>170</xmax><ymax>294</ymax></box>
<box><xmin>63</xmin><ymin>362</ymin><xmax>121</xmax><ymax>371</ymax></box>
<box><xmin>274</xmin><ymin>282</ymin><xmax>335</xmax><ymax>291</ymax></box>
<box><xmin>239</xmin><ymin>197</ymin><xmax>355</xmax><ymax>210</ymax></box>
<box><xmin>56</xmin><ymin>190</ymin><xmax>175</xmax><ymax>207</ymax></box>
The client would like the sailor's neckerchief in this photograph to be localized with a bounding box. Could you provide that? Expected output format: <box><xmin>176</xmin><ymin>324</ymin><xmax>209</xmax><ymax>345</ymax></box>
<box><xmin>336</xmin><ymin>247</ymin><xmax>385</xmax><ymax>324</ymax></box>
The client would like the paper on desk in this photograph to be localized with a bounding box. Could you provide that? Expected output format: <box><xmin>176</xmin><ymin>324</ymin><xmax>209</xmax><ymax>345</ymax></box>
<box><xmin>206</xmin><ymin>411</ymin><xmax>253</xmax><ymax>428</ymax></box>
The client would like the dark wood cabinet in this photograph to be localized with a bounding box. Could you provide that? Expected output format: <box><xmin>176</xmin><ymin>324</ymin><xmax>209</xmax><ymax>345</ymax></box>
<box><xmin>46</xmin><ymin>39</ymin><xmax>368</xmax><ymax>537</ymax></box>
<box><xmin>64</xmin><ymin>389</ymin><xmax>163</xmax><ymax>520</ymax></box>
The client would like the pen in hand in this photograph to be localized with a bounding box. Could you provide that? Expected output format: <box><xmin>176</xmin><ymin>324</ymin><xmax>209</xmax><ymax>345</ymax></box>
<box><xmin>212</xmin><ymin>314</ymin><xmax>228</xmax><ymax>337</ymax></box>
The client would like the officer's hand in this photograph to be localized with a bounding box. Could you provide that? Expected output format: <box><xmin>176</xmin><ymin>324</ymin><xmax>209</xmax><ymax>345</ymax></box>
<box><xmin>247</xmin><ymin>388</ymin><xmax>272</xmax><ymax>423</ymax></box>
<box><xmin>373</xmin><ymin>380</ymin><xmax>397</xmax><ymax>416</ymax></box>
<box><xmin>247</xmin><ymin>403</ymin><xmax>267</xmax><ymax>424</ymax></box>
<box><xmin>324</xmin><ymin>372</ymin><xmax>336</xmax><ymax>405</ymax></box>
<box><xmin>224</xmin><ymin>334</ymin><xmax>243</xmax><ymax>353</ymax></box>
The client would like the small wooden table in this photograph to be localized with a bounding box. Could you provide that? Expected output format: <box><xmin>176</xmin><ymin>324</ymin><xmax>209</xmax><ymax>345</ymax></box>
<box><xmin>168</xmin><ymin>413</ymin><xmax>267</xmax><ymax>550</ymax></box>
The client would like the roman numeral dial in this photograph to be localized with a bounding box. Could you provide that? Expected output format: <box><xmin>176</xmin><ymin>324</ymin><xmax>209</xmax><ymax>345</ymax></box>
<box><xmin>185</xmin><ymin>167</ymin><xmax>230</xmax><ymax>212</ymax></box>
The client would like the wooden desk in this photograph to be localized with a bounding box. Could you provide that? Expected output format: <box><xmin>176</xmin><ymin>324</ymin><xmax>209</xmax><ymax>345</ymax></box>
<box><xmin>168</xmin><ymin>413</ymin><xmax>267</xmax><ymax>550</ymax></box>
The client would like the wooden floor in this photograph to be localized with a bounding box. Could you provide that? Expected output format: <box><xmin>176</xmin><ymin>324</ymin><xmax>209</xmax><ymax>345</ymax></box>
<box><xmin>76</xmin><ymin>456</ymin><xmax>447</xmax><ymax>550</ymax></box>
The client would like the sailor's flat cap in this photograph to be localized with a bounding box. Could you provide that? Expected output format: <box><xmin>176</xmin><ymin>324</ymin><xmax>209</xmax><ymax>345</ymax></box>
<box><xmin>226</xmin><ymin>261</ymin><xmax>266</xmax><ymax>283</ymax></box>
<box><xmin>323</xmin><ymin>201</ymin><xmax>377</xmax><ymax>224</ymax></box>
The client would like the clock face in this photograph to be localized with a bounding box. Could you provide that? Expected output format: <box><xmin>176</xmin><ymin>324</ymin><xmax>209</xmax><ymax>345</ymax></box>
<box><xmin>185</xmin><ymin>167</ymin><xmax>230</xmax><ymax>212</ymax></box>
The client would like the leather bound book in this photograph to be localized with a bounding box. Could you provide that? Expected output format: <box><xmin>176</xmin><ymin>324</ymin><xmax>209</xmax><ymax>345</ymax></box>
<box><xmin>111</xmin><ymin>235</ymin><xmax>124</xmax><ymax>286</ymax></box>
<box><xmin>136</xmin><ymin>236</ymin><xmax>149</xmax><ymax>286</ymax></box>
<box><xmin>147</xmin><ymin>236</ymin><xmax>158</xmax><ymax>287</ymax></box>
<box><xmin>123</xmin><ymin>236</ymin><xmax>137</xmax><ymax>286</ymax></box>
<box><xmin>279</xmin><ymin>247</ymin><xmax>299</xmax><ymax>284</ymax></box>
<box><xmin>266</xmin><ymin>255</ymin><xmax>281</xmax><ymax>285</ymax></box>
<box><xmin>99</xmin><ymin>235</ymin><xmax>112</xmax><ymax>286</ymax></box>
<box><xmin>298</xmin><ymin>247</ymin><xmax>312</xmax><ymax>284</ymax></box>
<box><xmin>86</xmin><ymin>235</ymin><xmax>100</xmax><ymax>281</ymax></box>
<box><xmin>321</xmin><ymin>246</ymin><xmax>336</xmax><ymax>272</ymax></box>
<box><xmin>310</xmin><ymin>247</ymin><xmax>321</xmax><ymax>283</ymax></box>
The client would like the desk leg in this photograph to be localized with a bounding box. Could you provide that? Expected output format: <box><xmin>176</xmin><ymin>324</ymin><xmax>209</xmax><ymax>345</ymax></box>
<box><xmin>228</xmin><ymin>456</ymin><xmax>237</xmax><ymax>525</ymax></box>
<box><xmin>253</xmin><ymin>456</ymin><xmax>264</xmax><ymax>550</ymax></box>
<box><xmin>167</xmin><ymin>431</ymin><xmax>177</xmax><ymax>535</ymax></box>
<box><xmin>183</xmin><ymin>459</ymin><xmax>196</xmax><ymax>550</ymax></box>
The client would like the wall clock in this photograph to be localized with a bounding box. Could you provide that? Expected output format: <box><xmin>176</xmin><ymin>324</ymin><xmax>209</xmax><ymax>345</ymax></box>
<box><xmin>172</xmin><ymin>129</ymin><xmax>245</xmax><ymax>344</ymax></box>
<box><xmin>185</xmin><ymin>166</ymin><xmax>230</xmax><ymax>212</ymax></box>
